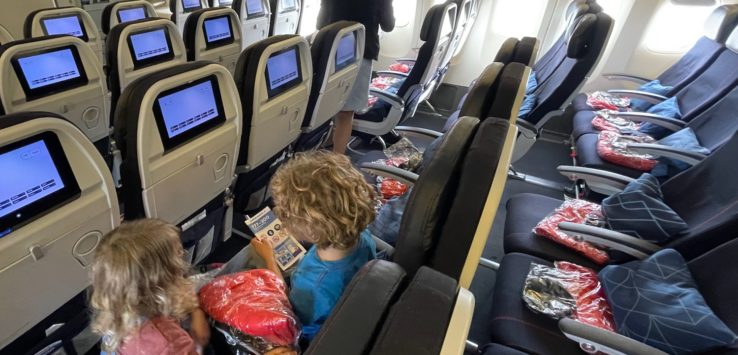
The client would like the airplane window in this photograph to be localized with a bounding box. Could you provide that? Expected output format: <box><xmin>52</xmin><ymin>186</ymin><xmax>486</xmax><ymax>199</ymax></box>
<box><xmin>393</xmin><ymin>0</ymin><xmax>416</xmax><ymax>28</ymax></box>
<box><xmin>644</xmin><ymin>2</ymin><xmax>716</xmax><ymax>53</ymax></box>
<box><xmin>299</xmin><ymin>0</ymin><xmax>321</xmax><ymax>36</ymax></box>
<box><xmin>491</xmin><ymin>0</ymin><xmax>547</xmax><ymax>37</ymax></box>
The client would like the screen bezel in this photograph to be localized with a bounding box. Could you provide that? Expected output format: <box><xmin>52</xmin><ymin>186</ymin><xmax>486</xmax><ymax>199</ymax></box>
<box><xmin>203</xmin><ymin>15</ymin><xmax>235</xmax><ymax>50</ymax></box>
<box><xmin>280</xmin><ymin>0</ymin><xmax>298</xmax><ymax>12</ymax></box>
<box><xmin>11</xmin><ymin>45</ymin><xmax>90</xmax><ymax>101</ymax></box>
<box><xmin>40</xmin><ymin>13</ymin><xmax>89</xmax><ymax>42</ymax></box>
<box><xmin>152</xmin><ymin>75</ymin><xmax>227</xmax><ymax>152</ymax></box>
<box><xmin>245</xmin><ymin>0</ymin><xmax>266</xmax><ymax>19</ymax></box>
<box><xmin>334</xmin><ymin>31</ymin><xmax>357</xmax><ymax>73</ymax></box>
<box><xmin>126</xmin><ymin>26</ymin><xmax>176</xmax><ymax>70</ymax></box>
<box><xmin>0</xmin><ymin>132</ymin><xmax>81</xmax><ymax>237</ymax></box>
<box><xmin>264</xmin><ymin>45</ymin><xmax>303</xmax><ymax>99</ymax></box>
<box><xmin>117</xmin><ymin>5</ymin><xmax>148</xmax><ymax>23</ymax></box>
<box><xmin>182</xmin><ymin>0</ymin><xmax>203</xmax><ymax>13</ymax></box>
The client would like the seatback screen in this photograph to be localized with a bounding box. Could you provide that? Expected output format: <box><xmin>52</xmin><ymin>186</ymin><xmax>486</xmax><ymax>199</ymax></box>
<box><xmin>117</xmin><ymin>6</ymin><xmax>147</xmax><ymax>23</ymax></box>
<box><xmin>265</xmin><ymin>46</ymin><xmax>303</xmax><ymax>98</ymax></box>
<box><xmin>281</xmin><ymin>0</ymin><xmax>297</xmax><ymax>11</ymax></box>
<box><xmin>0</xmin><ymin>133</ymin><xmax>80</xmax><ymax>237</ymax></box>
<box><xmin>218</xmin><ymin>0</ymin><xmax>233</xmax><ymax>6</ymax></box>
<box><xmin>182</xmin><ymin>0</ymin><xmax>202</xmax><ymax>12</ymax></box>
<box><xmin>12</xmin><ymin>46</ymin><xmax>89</xmax><ymax>100</ymax></box>
<box><xmin>41</xmin><ymin>14</ymin><xmax>89</xmax><ymax>42</ymax></box>
<box><xmin>246</xmin><ymin>0</ymin><xmax>265</xmax><ymax>16</ymax></box>
<box><xmin>335</xmin><ymin>32</ymin><xmax>356</xmax><ymax>72</ymax></box>
<box><xmin>127</xmin><ymin>27</ymin><xmax>175</xmax><ymax>68</ymax></box>
<box><xmin>203</xmin><ymin>15</ymin><xmax>234</xmax><ymax>48</ymax></box>
<box><xmin>153</xmin><ymin>75</ymin><xmax>226</xmax><ymax>151</ymax></box>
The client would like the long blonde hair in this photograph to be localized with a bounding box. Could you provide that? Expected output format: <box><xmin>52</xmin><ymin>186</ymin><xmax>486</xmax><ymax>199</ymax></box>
<box><xmin>89</xmin><ymin>219</ymin><xmax>198</xmax><ymax>352</ymax></box>
<box><xmin>271</xmin><ymin>151</ymin><xmax>377</xmax><ymax>250</ymax></box>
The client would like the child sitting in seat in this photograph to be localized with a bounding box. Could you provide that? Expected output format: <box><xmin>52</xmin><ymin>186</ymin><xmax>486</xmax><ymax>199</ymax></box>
<box><xmin>252</xmin><ymin>151</ymin><xmax>378</xmax><ymax>341</ymax></box>
<box><xmin>89</xmin><ymin>219</ymin><xmax>210</xmax><ymax>355</ymax></box>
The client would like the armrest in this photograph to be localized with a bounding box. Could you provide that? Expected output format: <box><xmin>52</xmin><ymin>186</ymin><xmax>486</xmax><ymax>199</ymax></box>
<box><xmin>609</xmin><ymin>112</ymin><xmax>685</xmax><ymax>132</ymax></box>
<box><xmin>369</xmin><ymin>88</ymin><xmax>405</xmax><ymax>110</ymax></box>
<box><xmin>516</xmin><ymin>120</ymin><xmax>538</xmax><ymax>138</ymax></box>
<box><xmin>557</xmin><ymin>166</ymin><xmax>634</xmax><ymax>195</ymax></box>
<box><xmin>559</xmin><ymin>222</ymin><xmax>661</xmax><ymax>258</ymax></box>
<box><xmin>360</xmin><ymin>163</ymin><xmax>419</xmax><ymax>186</ymax></box>
<box><xmin>601</xmin><ymin>73</ymin><xmax>652</xmax><ymax>85</ymax></box>
<box><xmin>394</xmin><ymin>125</ymin><xmax>443</xmax><ymax>139</ymax></box>
<box><xmin>607</xmin><ymin>89</ymin><xmax>668</xmax><ymax>104</ymax></box>
<box><xmin>558</xmin><ymin>318</ymin><xmax>668</xmax><ymax>355</ymax></box>
<box><xmin>627</xmin><ymin>143</ymin><xmax>707</xmax><ymax>166</ymax></box>
<box><xmin>397</xmin><ymin>58</ymin><xmax>417</xmax><ymax>64</ymax></box>
<box><xmin>376</xmin><ymin>71</ymin><xmax>410</xmax><ymax>80</ymax></box>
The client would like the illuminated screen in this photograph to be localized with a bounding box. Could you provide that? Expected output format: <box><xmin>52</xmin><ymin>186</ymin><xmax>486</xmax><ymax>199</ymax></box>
<box><xmin>182</xmin><ymin>0</ymin><xmax>202</xmax><ymax>11</ymax></box>
<box><xmin>117</xmin><ymin>6</ymin><xmax>147</xmax><ymax>23</ymax></box>
<box><xmin>265</xmin><ymin>47</ymin><xmax>302</xmax><ymax>97</ymax></box>
<box><xmin>17</xmin><ymin>48</ymin><xmax>81</xmax><ymax>90</ymax></box>
<box><xmin>281</xmin><ymin>0</ymin><xmax>296</xmax><ymax>10</ymax></box>
<box><xmin>203</xmin><ymin>15</ymin><xmax>233</xmax><ymax>46</ymax></box>
<box><xmin>41</xmin><ymin>15</ymin><xmax>87</xmax><ymax>41</ymax></box>
<box><xmin>246</xmin><ymin>0</ymin><xmax>264</xmax><ymax>15</ymax></box>
<box><xmin>128</xmin><ymin>28</ymin><xmax>173</xmax><ymax>66</ymax></box>
<box><xmin>219</xmin><ymin>0</ymin><xmax>233</xmax><ymax>5</ymax></box>
<box><xmin>335</xmin><ymin>32</ymin><xmax>356</xmax><ymax>72</ymax></box>
<box><xmin>0</xmin><ymin>134</ymin><xmax>80</xmax><ymax>236</ymax></box>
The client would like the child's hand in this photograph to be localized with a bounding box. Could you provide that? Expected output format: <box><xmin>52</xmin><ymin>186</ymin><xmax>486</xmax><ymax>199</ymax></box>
<box><xmin>265</xmin><ymin>347</ymin><xmax>297</xmax><ymax>355</ymax></box>
<box><xmin>190</xmin><ymin>308</ymin><xmax>211</xmax><ymax>346</ymax></box>
<box><xmin>251</xmin><ymin>237</ymin><xmax>275</xmax><ymax>263</ymax></box>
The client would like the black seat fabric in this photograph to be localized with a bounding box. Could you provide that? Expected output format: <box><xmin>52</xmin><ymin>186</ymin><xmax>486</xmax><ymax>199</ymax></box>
<box><xmin>504</xmin><ymin>131</ymin><xmax>738</xmax><ymax>267</ymax></box>
<box><xmin>512</xmin><ymin>36</ymin><xmax>539</xmax><ymax>66</ymax></box>
<box><xmin>494</xmin><ymin>38</ymin><xmax>519</xmax><ymax>65</ymax></box>
<box><xmin>480</xmin><ymin>343</ymin><xmax>531</xmax><ymax>355</ymax></box>
<box><xmin>305</xmin><ymin>260</ymin><xmax>406</xmax><ymax>355</ymax></box>
<box><xmin>369</xmin><ymin>266</ymin><xmax>457</xmax><ymax>355</ymax></box>
<box><xmin>182</xmin><ymin>8</ymin><xmax>209</xmax><ymax>61</ymax></box>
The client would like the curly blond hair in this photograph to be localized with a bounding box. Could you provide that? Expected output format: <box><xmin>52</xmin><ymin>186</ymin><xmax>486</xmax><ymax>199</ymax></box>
<box><xmin>89</xmin><ymin>219</ymin><xmax>198</xmax><ymax>352</ymax></box>
<box><xmin>271</xmin><ymin>151</ymin><xmax>377</xmax><ymax>250</ymax></box>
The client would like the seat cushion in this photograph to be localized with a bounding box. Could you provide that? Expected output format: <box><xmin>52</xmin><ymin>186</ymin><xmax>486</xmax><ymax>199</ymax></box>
<box><xmin>575</xmin><ymin>133</ymin><xmax>644</xmax><ymax>178</ymax></box>
<box><xmin>503</xmin><ymin>193</ymin><xmax>600</xmax><ymax>269</ymax></box>
<box><xmin>489</xmin><ymin>253</ymin><xmax>583</xmax><ymax>354</ymax></box>
<box><xmin>355</xmin><ymin>100</ymin><xmax>392</xmax><ymax>123</ymax></box>
<box><xmin>571</xmin><ymin>92</ymin><xmax>592</xmax><ymax>112</ymax></box>
<box><xmin>571</xmin><ymin>109</ymin><xmax>598</xmax><ymax>140</ymax></box>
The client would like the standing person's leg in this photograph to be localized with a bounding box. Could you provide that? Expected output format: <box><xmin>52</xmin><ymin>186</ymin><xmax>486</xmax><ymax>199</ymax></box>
<box><xmin>333</xmin><ymin>58</ymin><xmax>373</xmax><ymax>154</ymax></box>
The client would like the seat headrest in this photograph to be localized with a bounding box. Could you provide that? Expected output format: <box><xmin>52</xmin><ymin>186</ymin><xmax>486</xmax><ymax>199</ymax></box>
<box><xmin>566</xmin><ymin>13</ymin><xmax>597</xmax><ymax>59</ymax></box>
<box><xmin>493</xmin><ymin>38</ymin><xmax>519</xmax><ymax>64</ymax></box>
<box><xmin>724</xmin><ymin>24</ymin><xmax>738</xmax><ymax>54</ymax></box>
<box><xmin>566</xmin><ymin>0</ymin><xmax>589</xmax><ymax>20</ymax></box>
<box><xmin>102</xmin><ymin>0</ymin><xmax>152</xmax><ymax>35</ymax></box>
<box><xmin>420</xmin><ymin>3</ymin><xmax>452</xmax><ymax>42</ymax></box>
<box><xmin>704</xmin><ymin>5</ymin><xmax>738</xmax><ymax>43</ymax></box>
<box><xmin>586</xmin><ymin>1</ymin><xmax>603</xmax><ymax>14</ymax></box>
<box><xmin>459</xmin><ymin>62</ymin><xmax>503</xmax><ymax>118</ymax></box>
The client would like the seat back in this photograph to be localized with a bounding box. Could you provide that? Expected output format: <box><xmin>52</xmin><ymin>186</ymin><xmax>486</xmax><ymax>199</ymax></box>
<box><xmin>0</xmin><ymin>26</ymin><xmax>12</xmax><ymax>45</ymax></box>
<box><xmin>533</xmin><ymin>0</ymin><xmax>591</xmax><ymax>85</ymax></box>
<box><xmin>269</xmin><ymin>0</ymin><xmax>300</xmax><ymax>36</ymax></box>
<box><xmin>305</xmin><ymin>260</ymin><xmax>407</xmax><ymax>355</ymax></box>
<box><xmin>24</xmin><ymin>7</ymin><xmax>104</xmax><ymax>66</ymax></box>
<box><xmin>0</xmin><ymin>36</ymin><xmax>110</xmax><ymax>148</ymax></box>
<box><xmin>233</xmin><ymin>0</ymin><xmax>271</xmax><ymax>47</ymax></box>
<box><xmin>513</xmin><ymin>37</ymin><xmax>540</xmax><ymax>66</ymax></box>
<box><xmin>303</xmin><ymin>21</ymin><xmax>365</xmax><ymax>134</ymax></box>
<box><xmin>183</xmin><ymin>7</ymin><xmax>242</xmax><ymax>74</ymax></box>
<box><xmin>392</xmin><ymin>116</ymin><xmax>479</xmax><ymax>278</ymax></box>
<box><xmin>494</xmin><ymin>38</ymin><xmax>520</xmax><ymax>65</ymax></box>
<box><xmin>426</xmin><ymin>2</ymin><xmax>456</xmax><ymax>89</ymax></box>
<box><xmin>169</xmin><ymin>0</ymin><xmax>209</xmax><ymax>34</ymax></box>
<box><xmin>101</xmin><ymin>0</ymin><xmax>157</xmax><ymax>35</ymax></box>
<box><xmin>114</xmin><ymin>62</ymin><xmax>241</xmax><ymax>264</ymax></box>
<box><xmin>106</xmin><ymin>18</ymin><xmax>187</xmax><ymax>111</ymax></box>
<box><xmin>687</xmin><ymin>80</ymin><xmax>738</xmax><ymax>153</ymax></box>
<box><xmin>451</xmin><ymin>0</ymin><xmax>474</xmax><ymax>58</ymax></box>
<box><xmin>0</xmin><ymin>112</ymin><xmax>119</xmax><ymax>349</ymax></box>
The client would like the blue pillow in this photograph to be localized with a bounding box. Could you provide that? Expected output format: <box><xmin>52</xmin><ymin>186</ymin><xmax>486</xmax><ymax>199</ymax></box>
<box><xmin>630</xmin><ymin>80</ymin><xmax>673</xmax><ymax>111</ymax></box>
<box><xmin>651</xmin><ymin>128</ymin><xmax>711</xmax><ymax>178</ymax></box>
<box><xmin>519</xmin><ymin>94</ymin><xmax>537</xmax><ymax>119</ymax></box>
<box><xmin>639</xmin><ymin>97</ymin><xmax>682</xmax><ymax>139</ymax></box>
<box><xmin>601</xmin><ymin>173</ymin><xmax>688</xmax><ymax>243</ymax></box>
<box><xmin>526</xmin><ymin>71</ymin><xmax>538</xmax><ymax>95</ymax></box>
<box><xmin>599</xmin><ymin>249</ymin><xmax>738</xmax><ymax>354</ymax></box>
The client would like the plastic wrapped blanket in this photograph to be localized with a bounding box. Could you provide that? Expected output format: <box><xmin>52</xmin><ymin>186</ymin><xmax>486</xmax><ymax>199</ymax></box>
<box><xmin>586</xmin><ymin>91</ymin><xmax>631</xmax><ymax>111</ymax></box>
<box><xmin>523</xmin><ymin>262</ymin><xmax>615</xmax><ymax>332</ymax></box>
<box><xmin>389</xmin><ymin>62</ymin><xmax>411</xmax><ymax>73</ymax></box>
<box><xmin>199</xmin><ymin>270</ymin><xmax>300</xmax><ymax>354</ymax></box>
<box><xmin>596</xmin><ymin>131</ymin><xmax>657</xmax><ymax>171</ymax></box>
<box><xmin>533</xmin><ymin>199</ymin><xmax>610</xmax><ymax>265</ymax></box>
<box><xmin>591</xmin><ymin>110</ymin><xmax>641</xmax><ymax>133</ymax></box>
<box><xmin>367</xmin><ymin>76</ymin><xmax>404</xmax><ymax>108</ymax></box>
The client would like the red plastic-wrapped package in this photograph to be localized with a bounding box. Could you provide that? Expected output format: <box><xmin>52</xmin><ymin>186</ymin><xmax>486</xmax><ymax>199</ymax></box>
<box><xmin>389</xmin><ymin>62</ymin><xmax>411</xmax><ymax>73</ymax></box>
<box><xmin>380</xmin><ymin>178</ymin><xmax>408</xmax><ymax>199</ymax></box>
<box><xmin>586</xmin><ymin>91</ymin><xmax>631</xmax><ymax>111</ymax></box>
<box><xmin>368</xmin><ymin>95</ymin><xmax>378</xmax><ymax>107</ymax></box>
<box><xmin>199</xmin><ymin>270</ymin><xmax>300</xmax><ymax>353</ymax></box>
<box><xmin>555</xmin><ymin>262</ymin><xmax>615</xmax><ymax>331</ymax></box>
<box><xmin>533</xmin><ymin>199</ymin><xmax>610</xmax><ymax>265</ymax></box>
<box><xmin>596</xmin><ymin>130</ymin><xmax>657</xmax><ymax>171</ymax></box>
<box><xmin>370</xmin><ymin>76</ymin><xmax>402</xmax><ymax>91</ymax></box>
<box><xmin>591</xmin><ymin>111</ymin><xmax>641</xmax><ymax>133</ymax></box>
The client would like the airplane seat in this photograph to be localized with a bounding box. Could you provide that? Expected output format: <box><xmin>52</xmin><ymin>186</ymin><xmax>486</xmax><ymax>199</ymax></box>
<box><xmin>493</xmin><ymin>38</ymin><xmax>520</xmax><ymax>65</ymax></box>
<box><xmin>232</xmin><ymin>34</ymin><xmax>312</xmax><ymax>213</ymax></box>
<box><xmin>570</xmin><ymin>4</ymin><xmax>738</xmax><ymax>112</ymax></box>
<box><xmin>0</xmin><ymin>36</ymin><xmax>111</xmax><ymax>157</ymax></box>
<box><xmin>450</xmin><ymin>0</ymin><xmax>473</xmax><ymax>59</ymax></box>
<box><xmin>352</xmin><ymin>3</ymin><xmax>456</xmax><ymax>139</ymax></box>
<box><xmin>209</xmin><ymin>0</ymin><xmax>233</xmax><ymax>6</ymax></box>
<box><xmin>169</xmin><ymin>0</ymin><xmax>209</xmax><ymax>34</ymax></box>
<box><xmin>295</xmin><ymin>21</ymin><xmax>366</xmax><ymax>152</ymax></box>
<box><xmin>182</xmin><ymin>7</ymin><xmax>242</xmax><ymax>74</ymax></box>
<box><xmin>0</xmin><ymin>111</ymin><xmax>119</xmax><ymax>350</ymax></box>
<box><xmin>369</xmin><ymin>266</ymin><xmax>475</xmax><ymax>355</ymax></box>
<box><xmin>106</xmin><ymin>18</ymin><xmax>187</xmax><ymax>114</ymax></box>
<box><xmin>101</xmin><ymin>0</ymin><xmax>157</xmax><ymax>35</ymax></box>
<box><xmin>0</xmin><ymin>25</ymin><xmax>12</xmax><ymax>46</ymax></box>
<box><xmin>269</xmin><ymin>0</ymin><xmax>300</xmax><ymax>36</ymax></box>
<box><xmin>303</xmin><ymin>260</ymin><xmax>407</xmax><ymax>355</ymax></box>
<box><xmin>513</xmin><ymin>36</ymin><xmax>540</xmax><ymax>67</ymax></box>
<box><xmin>233</xmin><ymin>0</ymin><xmax>271</xmax><ymax>47</ymax></box>
<box><xmin>114</xmin><ymin>61</ymin><xmax>241</xmax><ymax>265</ymax></box>
<box><xmin>24</xmin><ymin>7</ymin><xmax>105</xmax><ymax>66</ymax></box>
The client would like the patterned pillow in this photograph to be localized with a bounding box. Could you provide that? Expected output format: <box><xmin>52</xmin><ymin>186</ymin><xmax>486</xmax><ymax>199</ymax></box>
<box><xmin>599</xmin><ymin>249</ymin><xmax>738</xmax><ymax>354</ymax></box>
<box><xmin>601</xmin><ymin>173</ymin><xmax>688</xmax><ymax>243</ymax></box>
